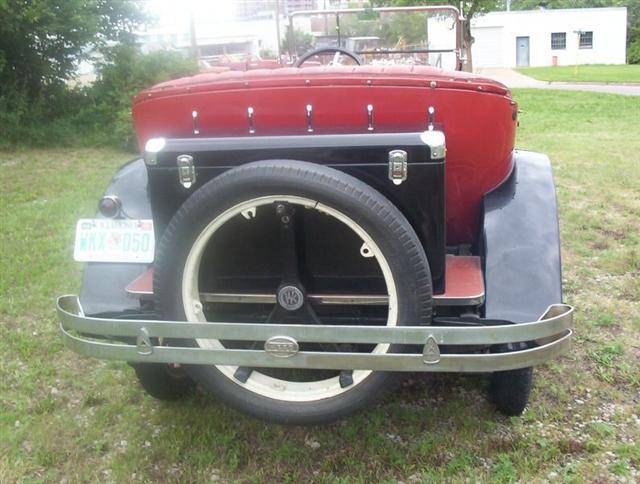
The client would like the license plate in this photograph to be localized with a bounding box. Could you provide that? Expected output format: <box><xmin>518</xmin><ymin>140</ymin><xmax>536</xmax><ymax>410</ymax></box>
<box><xmin>74</xmin><ymin>219</ymin><xmax>155</xmax><ymax>263</ymax></box>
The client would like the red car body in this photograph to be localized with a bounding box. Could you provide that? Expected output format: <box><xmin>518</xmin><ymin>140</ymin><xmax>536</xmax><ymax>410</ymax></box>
<box><xmin>133</xmin><ymin>66</ymin><xmax>517</xmax><ymax>244</ymax></box>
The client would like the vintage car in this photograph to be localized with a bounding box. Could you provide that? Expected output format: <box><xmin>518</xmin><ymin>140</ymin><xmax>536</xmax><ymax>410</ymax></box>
<box><xmin>56</xmin><ymin>6</ymin><xmax>574</xmax><ymax>424</ymax></box>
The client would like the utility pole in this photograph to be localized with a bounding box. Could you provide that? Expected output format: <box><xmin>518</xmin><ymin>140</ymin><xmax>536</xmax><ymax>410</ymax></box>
<box><xmin>189</xmin><ymin>8</ymin><xmax>198</xmax><ymax>60</ymax></box>
<box><xmin>275</xmin><ymin>0</ymin><xmax>282</xmax><ymax>63</ymax></box>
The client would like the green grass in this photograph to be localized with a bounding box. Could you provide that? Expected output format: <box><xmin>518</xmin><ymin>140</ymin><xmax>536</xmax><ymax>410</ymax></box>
<box><xmin>2</xmin><ymin>90</ymin><xmax>640</xmax><ymax>482</ymax></box>
<box><xmin>518</xmin><ymin>64</ymin><xmax>640</xmax><ymax>83</ymax></box>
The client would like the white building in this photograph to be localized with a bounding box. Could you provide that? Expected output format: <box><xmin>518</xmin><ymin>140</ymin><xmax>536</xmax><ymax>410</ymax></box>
<box><xmin>471</xmin><ymin>7</ymin><xmax>627</xmax><ymax>68</ymax></box>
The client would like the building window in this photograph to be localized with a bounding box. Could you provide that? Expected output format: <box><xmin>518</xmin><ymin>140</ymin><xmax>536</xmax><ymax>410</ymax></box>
<box><xmin>551</xmin><ymin>32</ymin><xmax>566</xmax><ymax>50</ymax></box>
<box><xmin>579</xmin><ymin>31</ymin><xmax>593</xmax><ymax>49</ymax></box>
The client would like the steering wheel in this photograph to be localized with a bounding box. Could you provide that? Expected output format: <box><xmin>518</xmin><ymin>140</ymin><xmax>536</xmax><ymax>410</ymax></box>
<box><xmin>295</xmin><ymin>47</ymin><xmax>363</xmax><ymax>68</ymax></box>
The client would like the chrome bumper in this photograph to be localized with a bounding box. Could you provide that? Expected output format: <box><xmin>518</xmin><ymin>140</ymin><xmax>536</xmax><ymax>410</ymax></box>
<box><xmin>56</xmin><ymin>295</ymin><xmax>573</xmax><ymax>372</ymax></box>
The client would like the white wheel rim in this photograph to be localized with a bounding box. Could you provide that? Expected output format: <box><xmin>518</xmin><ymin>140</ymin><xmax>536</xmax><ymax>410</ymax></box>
<box><xmin>182</xmin><ymin>195</ymin><xmax>398</xmax><ymax>402</ymax></box>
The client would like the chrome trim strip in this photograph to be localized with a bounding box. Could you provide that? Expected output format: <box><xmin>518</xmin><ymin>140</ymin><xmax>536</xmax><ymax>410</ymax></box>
<box><xmin>191</xmin><ymin>110</ymin><xmax>200</xmax><ymax>135</ymax></box>
<box><xmin>199</xmin><ymin>292</ymin><xmax>390</xmax><ymax>306</ymax></box>
<box><xmin>247</xmin><ymin>106</ymin><xmax>255</xmax><ymax>134</ymax></box>
<box><xmin>433</xmin><ymin>293</ymin><xmax>485</xmax><ymax>306</ymax></box>
<box><xmin>306</xmin><ymin>104</ymin><xmax>313</xmax><ymax>133</ymax></box>
<box><xmin>198</xmin><ymin>292</ymin><xmax>482</xmax><ymax>307</ymax></box>
<box><xmin>58</xmin><ymin>295</ymin><xmax>572</xmax><ymax>348</ymax></box>
<box><xmin>126</xmin><ymin>287</ymin><xmax>153</xmax><ymax>296</ymax></box>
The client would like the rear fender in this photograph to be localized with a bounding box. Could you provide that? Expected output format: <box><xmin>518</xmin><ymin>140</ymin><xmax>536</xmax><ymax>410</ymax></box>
<box><xmin>481</xmin><ymin>150</ymin><xmax>563</xmax><ymax>323</ymax></box>
<box><xmin>79</xmin><ymin>159</ymin><xmax>151</xmax><ymax>316</ymax></box>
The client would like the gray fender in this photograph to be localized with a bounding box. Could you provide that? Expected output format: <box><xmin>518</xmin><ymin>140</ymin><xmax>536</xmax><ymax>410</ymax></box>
<box><xmin>482</xmin><ymin>150</ymin><xmax>563</xmax><ymax>323</ymax></box>
<box><xmin>79</xmin><ymin>159</ymin><xmax>151</xmax><ymax>316</ymax></box>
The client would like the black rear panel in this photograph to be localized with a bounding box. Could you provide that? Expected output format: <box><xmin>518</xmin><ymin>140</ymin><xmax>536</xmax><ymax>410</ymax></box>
<box><xmin>147</xmin><ymin>133</ymin><xmax>446</xmax><ymax>291</ymax></box>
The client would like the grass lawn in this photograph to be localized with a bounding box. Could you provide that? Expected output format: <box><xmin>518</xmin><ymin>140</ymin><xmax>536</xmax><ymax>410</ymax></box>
<box><xmin>1</xmin><ymin>90</ymin><xmax>639</xmax><ymax>482</ymax></box>
<box><xmin>518</xmin><ymin>64</ymin><xmax>640</xmax><ymax>83</ymax></box>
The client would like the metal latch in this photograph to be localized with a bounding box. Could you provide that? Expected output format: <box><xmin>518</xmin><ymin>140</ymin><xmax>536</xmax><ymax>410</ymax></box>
<box><xmin>177</xmin><ymin>154</ymin><xmax>196</xmax><ymax>188</ymax></box>
<box><xmin>388</xmin><ymin>150</ymin><xmax>408</xmax><ymax>185</ymax></box>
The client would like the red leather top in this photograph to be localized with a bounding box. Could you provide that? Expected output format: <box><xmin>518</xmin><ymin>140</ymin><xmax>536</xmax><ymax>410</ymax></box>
<box><xmin>133</xmin><ymin>65</ymin><xmax>509</xmax><ymax>104</ymax></box>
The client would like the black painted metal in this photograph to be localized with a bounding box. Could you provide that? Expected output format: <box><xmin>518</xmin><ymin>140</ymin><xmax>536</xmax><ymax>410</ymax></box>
<box><xmin>481</xmin><ymin>150</ymin><xmax>563</xmax><ymax>323</ymax></box>
<box><xmin>148</xmin><ymin>132</ymin><xmax>446</xmax><ymax>289</ymax></box>
<box><xmin>79</xmin><ymin>159</ymin><xmax>151</xmax><ymax>315</ymax></box>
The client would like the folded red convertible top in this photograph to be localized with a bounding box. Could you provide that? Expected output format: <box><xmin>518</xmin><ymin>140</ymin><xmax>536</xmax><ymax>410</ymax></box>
<box><xmin>133</xmin><ymin>65</ymin><xmax>509</xmax><ymax>104</ymax></box>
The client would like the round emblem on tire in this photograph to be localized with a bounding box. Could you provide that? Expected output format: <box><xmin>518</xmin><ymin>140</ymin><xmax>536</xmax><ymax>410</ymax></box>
<box><xmin>277</xmin><ymin>285</ymin><xmax>304</xmax><ymax>311</ymax></box>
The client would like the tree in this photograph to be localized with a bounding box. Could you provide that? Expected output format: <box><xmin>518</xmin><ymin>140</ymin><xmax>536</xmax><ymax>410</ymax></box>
<box><xmin>373</xmin><ymin>0</ymin><xmax>503</xmax><ymax>71</ymax></box>
<box><xmin>89</xmin><ymin>45</ymin><xmax>198</xmax><ymax>149</ymax></box>
<box><xmin>282</xmin><ymin>27</ymin><xmax>314</xmax><ymax>57</ymax></box>
<box><xmin>0</xmin><ymin>0</ymin><xmax>146</xmax><ymax>99</ymax></box>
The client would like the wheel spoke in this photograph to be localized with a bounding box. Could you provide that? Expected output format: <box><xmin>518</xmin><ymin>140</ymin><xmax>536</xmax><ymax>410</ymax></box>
<box><xmin>276</xmin><ymin>202</ymin><xmax>301</xmax><ymax>284</ymax></box>
<box><xmin>232</xmin><ymin>303</ymin><xmax>280</xmax><ymax>383</ymax></box>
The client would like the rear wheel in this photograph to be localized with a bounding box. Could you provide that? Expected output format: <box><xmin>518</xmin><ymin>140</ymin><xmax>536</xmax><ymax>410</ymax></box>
<box><xmin>131</xmin><ymin>363</ymin><xmax>194</xmax><ymax>400</ymax></box>
<box><xmin>154</xmin><ymin>160</ymin><xmax>433</xmax><ymax>424</ymax></box>
<box><xmin>489</xmin><ymin>343</ymin><xmax>533</xmax><ymax>416</ymax></box>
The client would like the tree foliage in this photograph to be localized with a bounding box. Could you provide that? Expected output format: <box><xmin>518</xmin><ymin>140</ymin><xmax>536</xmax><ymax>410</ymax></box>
<box><xmin>90</xmin><ymin>45</ymin><xmax>198</xmax><ymax>148</ymax></box>
<box><xmin>282</xmin><ymin>27</ymin><xmax>315</xmax><ymax>56</ymax></box>
<box><xmin>0</xmin><ymin>0</ymin><xmax>146</xmax><ymax>98</ymax></box>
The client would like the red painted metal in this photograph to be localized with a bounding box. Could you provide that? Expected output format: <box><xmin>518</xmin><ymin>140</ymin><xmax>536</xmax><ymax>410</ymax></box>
<box><xmin>125</xmin><ymin>267</ymin><xmax>153</xmax><ymax>296</ymax></box>
<box><xmin>133</xmin><ymin>66</ymin><xmax>517</xmax><ymax>244</ymax></box>
<box><xmin>440</xmin><ymin>255</ymin><xmax>484</xmax><ymax>301</ymax></box>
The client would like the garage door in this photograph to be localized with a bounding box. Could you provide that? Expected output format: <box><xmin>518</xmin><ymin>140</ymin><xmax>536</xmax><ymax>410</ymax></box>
<box><xmin>472</xmin><ymin>27</ymin><xmax>504</xmax><ymax>68</ymax></box>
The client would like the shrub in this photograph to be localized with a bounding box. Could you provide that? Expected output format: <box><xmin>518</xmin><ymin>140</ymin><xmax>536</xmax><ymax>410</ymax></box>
<box><xmin>83</xmin><ymin>45</ymin><xmax>199</xmax><ymax>150</ymax></box>
<box><xmin>0</xmin><ymin>45</ymin><xmax>198</xmax><ymax>150</ymax></box>
<box><xmin>628</xmin><ymin>39</ymin><xmax>640</xmax><ymax>65</ymax></box>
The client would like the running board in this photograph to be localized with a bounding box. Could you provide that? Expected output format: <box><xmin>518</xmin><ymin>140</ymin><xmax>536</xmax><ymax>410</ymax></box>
<box><xmin>126</xmin><ymin>255</ymin><xmax>485</xmax><ymax>307</ymax></box>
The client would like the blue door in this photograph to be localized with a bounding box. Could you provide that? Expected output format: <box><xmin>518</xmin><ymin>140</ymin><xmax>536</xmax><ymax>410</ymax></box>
<box><xmin>516</xmin><ymin>36</ymin><xmax>530</xmax><ymax>67</ymax></box>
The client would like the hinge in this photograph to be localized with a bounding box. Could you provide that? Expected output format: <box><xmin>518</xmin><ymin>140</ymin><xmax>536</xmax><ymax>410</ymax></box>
<box><xmin>388</xmin><ymin>149</ymin><xmax>408</xmax><ymax>185</ymax></box>
<box><xmin>177</xmin><ymin>154</ymin><xmax>196</xmax><ymax>188</ymax></box>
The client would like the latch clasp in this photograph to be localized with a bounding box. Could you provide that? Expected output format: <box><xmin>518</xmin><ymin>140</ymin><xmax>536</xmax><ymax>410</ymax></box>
<box><xmin>177</xmin><ymin>154</ymin><xmax>196</xmax><ymax>189</ymax></box>
<box><xmin>388</xmin><ymin>149</ymin><xmax>408</xmax><ymax>185</ymax></box>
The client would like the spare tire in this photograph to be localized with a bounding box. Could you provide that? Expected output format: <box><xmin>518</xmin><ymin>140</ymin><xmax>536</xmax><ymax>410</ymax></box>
<box><xmin>154</xmin><ymin>160</ymin><xmax>432</xmax><ymax>424</ymax></box>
